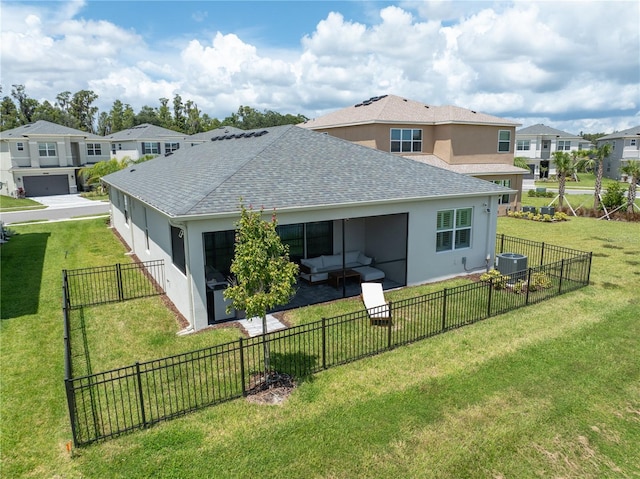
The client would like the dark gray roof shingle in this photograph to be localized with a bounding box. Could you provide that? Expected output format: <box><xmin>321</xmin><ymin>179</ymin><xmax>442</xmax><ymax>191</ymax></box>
<box><xmin>0</xmin><ymin>120</ymin><xmax>103</xmax><ymax>139</ymax></box>
<box><xmin>103</xmin><ymin>125</ymin><xmax>511</xmax><ymax>217</ymax></box>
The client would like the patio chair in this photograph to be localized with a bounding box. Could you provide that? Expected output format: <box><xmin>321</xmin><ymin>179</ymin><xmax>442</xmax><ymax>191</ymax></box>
<box><xmin>361</xmin><ymin>282</ymin><xmax>391</xmax><ymax>326</ymax></box>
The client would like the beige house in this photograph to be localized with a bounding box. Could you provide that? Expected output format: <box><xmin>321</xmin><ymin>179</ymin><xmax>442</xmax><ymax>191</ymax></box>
<box><xmin>300</xmin><ymin>94</ymin><xmax>526</xmax><ymax>214</ymax></box>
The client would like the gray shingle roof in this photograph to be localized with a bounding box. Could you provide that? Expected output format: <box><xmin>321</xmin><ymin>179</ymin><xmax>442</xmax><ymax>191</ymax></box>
<box><xmin>188</xmin><ymin>126</ymin><xmax>245</xmax><ymax>142</ymax></box>
<box><xmin>300</xmin><ymin>94</ymin><xmax>520</xmax><ymax>129</ymax></box>
<box><xmin>105</xmin><ymin>123</ymin><xmax>187</xmax><ymax>141</ymax></box>
<box><xmin>598</xmin><ymin>125</ymin><xmax>640</xmax><ymax>140</ymax></box>
<box><xmin>0</xmin><ymin>120</ymin><xmax>103</xmax><ymax>139</ymax></box>
<box><xmin>516</xmin><ymin>124</ymin><xmax>582</xmax><ymax>138</ymax></box>
<box><xmin>103</xmin><ymin>125</ymin><xmax>512</xmax><ymax>218</ymax></box>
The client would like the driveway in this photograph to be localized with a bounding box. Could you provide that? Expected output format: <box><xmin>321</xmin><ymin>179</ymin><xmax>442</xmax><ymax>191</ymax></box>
<box><xmin>0</xmin><ymin>194</ymin><xmax>110</xmax><ymax>225</ymax></box>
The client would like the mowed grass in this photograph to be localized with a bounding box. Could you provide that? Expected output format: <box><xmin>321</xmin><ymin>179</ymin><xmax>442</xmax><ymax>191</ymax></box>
<box><xmin>1</xmin><ymin>217</ymin><xmax>639</xmax><ymax>478</ymax></box>
<box><xmin>0</xmin><ymin>194</ymin><xmax>46</xmax><ymax>211</ymax></box>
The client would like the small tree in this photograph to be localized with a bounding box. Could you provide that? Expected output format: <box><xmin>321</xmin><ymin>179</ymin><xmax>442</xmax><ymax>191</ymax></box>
<box><xmin>591</xmin><ymin>143</ymin><xmax>612</xmax><ymax>212</ymax></box>
<box><xmin>224</xmin><ymin>203</ymin><xmax>298</xmax><ymax>381</ymax></box>
<box><xmin>620</xmin><ymin>160</ymin><xmax>640</xmax><ymax>213</ymax></box>
<box><xmin>552</xmin><ymin>151</ymin><xmax>574</xmax><ymax>209</ymax></box>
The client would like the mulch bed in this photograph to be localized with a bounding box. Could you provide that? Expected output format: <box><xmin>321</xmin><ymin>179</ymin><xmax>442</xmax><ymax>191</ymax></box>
<box><xmin>245</xmin><ymin>371</ymin><xmax>296</xmax><ymax>405</ymax></box>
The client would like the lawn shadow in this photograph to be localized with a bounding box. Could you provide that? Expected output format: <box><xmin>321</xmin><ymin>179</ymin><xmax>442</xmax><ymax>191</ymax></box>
<box><xmin>0</xmin><ymin>232</ymin><xmax>50</xmax><ymax>319</ymax></box>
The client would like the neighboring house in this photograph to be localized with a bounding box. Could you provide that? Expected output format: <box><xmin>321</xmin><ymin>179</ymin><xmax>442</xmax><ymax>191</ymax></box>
<box><xmin>103</xmin><ymin>124</ymin><xmax>513</xmax><ymax>332</ymax></box>
<box><xmin>0</xmin><ymin>120</ymin><xmax>111</xmax><ymax>196</ymax></box>
<box><xmin>299</xmin><ymin>94</ymin><xmax>526</xmax><ymax>215</ymax></box>
<box><xmin>596</xmin><ymin>126</ymin><xmax>640</xmax><ymax>180</ymax></box>
<box><xmin>515</xmin><ymin>124</ymin><xmax>592</xmax><ymax>179</ymax></box>
<box><xmin>105</xmin><ymin>124</ymin><xmax>189</xmax><ymax>161</ymax></box>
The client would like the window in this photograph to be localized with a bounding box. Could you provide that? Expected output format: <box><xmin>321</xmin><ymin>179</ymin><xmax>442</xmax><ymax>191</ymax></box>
<box><xmin>630</xmin><ymin>139</ymin><xmax>637</xmax><ymax>147</ymax></box>
<box><xmin>144</xmin><ymin>208</ymin><xmax>150</xmax><ymax>251</ymax></box>
<box><xmin>203</xmin><ymin>230</ymin><xmax>235</xmax><ymax>277</ymax></box>
<box><xmin>87</xmin><ymin>143</ymin><xmax>102</xmax><ymax>156</ymax></box>
<box><xmin>38</xmin><ymin>142</ymin><xmax>56</xmax><ymax>157</ymax></box>
<box><xmin>142</xmin><ymin>142</ymin><xmax>160</xmax><ymax>155</ymax></box>
<box><xmin>276</xmin><ymin>221</ymin><xmax>333</xmax><ymax>263</ymax></box>
<box><xmin>516</xmin><ymin>140</ymin><xmax>530</xmax><ymax>151</ymax></box>
<box><xmin>492</xmin><ymin>180</ymin><xmax>511</xmax><ymax>204</ymax></box>
<box><xmin>123</xmin><ymin>194</ymin><xmax>129</xmax><ymax>224</ymax></box>
<box><xmin>165</xmin><ymin>142</ymin><xmax>180</xmax><ymax>154</ymax></box>
<box><xmin>557</xmin><ymin>140</ymin><xmax>571</xmax><ymax>151</ymax></box>
<box><xmin>391</xmin><ymin>128</ymin><xmax>422</xmax><ymax>153</ymax></box>
<box><xmin>497</xmin><ymin>130</ymin><xmax>511</xmax><ymax>152</ymax></box>
<box><xmin>171</xmin><ymin>226</ymin><xmax>186</xmax><ymax>274</ymax></box>
<box><xmin>17</xmin><ymin>142</ymin><xmax>24</xmax><ymax>151</ymax></box>
<box><xmin>436</xmin><ymin>208</ymin><xmax>472</xmax><ymax>252</ymax></box>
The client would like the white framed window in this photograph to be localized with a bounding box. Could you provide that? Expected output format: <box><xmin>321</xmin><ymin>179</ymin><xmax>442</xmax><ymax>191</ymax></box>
<box><xmin>38</xmin><ymin>142</ymin><xmax>57</xmax><ymax>157</ymax></box>
<box><xmin>629</xmin><ymin>139</ymin><xmax>637</xmax><ymax>147</ymax></box>
<box><xmin>390</xmin><ymin>128</ymin><xmax>422</xmax><ymax>153</ymax></box>
<box><xmin>516</xmin><ymin>140</ymin><xmax>530</xmax><ymax>151</ymax></box>
<box><xmin>123</xmin><ymin>194</ymin><xmax>129</xmax><ymax>225</ymax></box>
<box><xmin>492</xmin><ymin>179</ymin><xmax>511</xmax><ymax>204</ymax></box>
<box><xmin>436</xmin><ymin>208</ymin><xmax>472</xmax><ymax>252</ymax></box>
<box><xmin>165</xmin><ymin>142</ymin><xmax>180</xmax><ymax>154</ymax></box>
<box><xmin>498</xmin><ymin>130</ymin><xmax>511</xmax><ymax>152</ymax></box>
<box><xmin>17</xmin><ymin>142</ymin><xmax>24</xmax><ymax>151</ymax></box>
<box><xmin>142</xmin><ymin>142</ymin><xmax>160</xmax><ymax>155</ymax></box>
<box><xmin>557</xmin><ymin>140</ymin><xmax>571</xmax><ymax>151</ymax></box>
<box><xmin>87</xmin><ymin>143</ymin><xmax>102</xmax><ymax>156</ymax></box>
<box><xmin>144</xmin><ymin>208</ymin><xmax>150</xmax><ymax>251</ymax></box>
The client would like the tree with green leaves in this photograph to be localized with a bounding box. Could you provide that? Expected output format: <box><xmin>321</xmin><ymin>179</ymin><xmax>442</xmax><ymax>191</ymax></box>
<box><xmin>552</xmin><ymin>151</ymin><xmax>574</xmax><ymax>209</ymax></box>
<box><xmin>620</xmin><ymin>160</ymin><xmax>640</xmax><ymax>213</ymax></box>
<box><xmin>224</xmin><ymin>203</ymin><xmax>298</xmax><ymax>381</ymax></box>
<box><xmin>80</xmin><ymin>158</ymin><xmax>131</xmax><ymax>194</ymax></box>
<box><xmin>514</xmin><ymin>156</ymin><xmax>530</xmax><ymax>173</ymax></box>
<box><xmin>70</xmin><ymin>89</ymin><xmax>99</xmax><ymax>133</ymax></box>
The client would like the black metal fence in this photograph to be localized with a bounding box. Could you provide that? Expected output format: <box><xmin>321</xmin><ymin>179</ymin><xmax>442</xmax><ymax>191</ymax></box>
<box><xmin>63</xmin><ymin>237</ymin><xmax>591</xmax><ymax>446</ymax></box>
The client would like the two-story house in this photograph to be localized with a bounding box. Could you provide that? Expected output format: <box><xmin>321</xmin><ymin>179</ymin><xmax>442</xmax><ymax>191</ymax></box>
<box><xmin>596</xmin><ymin>126</ymin><xmax>640</xmax><ymax>180</ymax></box>
<box><xmin>300</xmin><ymin>95</ymin><xmax>526</xmax><ymax>215</ymax></box>
<box><xmin>105</xmin><ymin>124</ymin><xmax>190</xmax><ymax>161</ymax></box>
<box><xmin>0</xmin><ymin>120</ymin><xmax>111</xmax><ymax>197</ymax></box>
<box><xmin>515</xmin><ymin>124</ymin><xmax>592</xmax><ymax>179</ymax></box>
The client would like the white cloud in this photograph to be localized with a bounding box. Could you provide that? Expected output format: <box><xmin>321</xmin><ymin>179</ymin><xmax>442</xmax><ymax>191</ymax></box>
<box><xmin>0</xmin><ymin>1</ymin><xmax>638</xmax><ymax>133</ymax></box>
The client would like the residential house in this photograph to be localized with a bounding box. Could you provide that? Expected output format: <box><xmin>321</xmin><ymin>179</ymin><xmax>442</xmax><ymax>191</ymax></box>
<box><xmin>0</xmin><ymin>120</ymin><xmax>111</xmax><ymax>196</ymax></box>
<box><xmin>596</xmin><ymin>126</ymin><xmax>640</xmax><ymax>180</ymax></box>
<box><xmin>515</xmin><ymin>124</ymin><xmax>592</xmax><ymax>179</ymax></box>
<box><xmin>105</xmin><ymin>124</ymin><xmax>189</xmax><ymax>161</ymax></box>
<box><xmin>103</xmin><ymin>125</ymin><xmax>513</xmax><ymax>332</ymax></box>
<box><xmin>299</xmin><ymin>94</ymin><xmax>526</xmax><ymax>215</ymax></box>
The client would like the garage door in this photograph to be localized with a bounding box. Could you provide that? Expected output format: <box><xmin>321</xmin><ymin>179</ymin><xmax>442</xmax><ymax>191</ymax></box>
<box><xmin>23</xmin><ymin>175</ymin><xmax>70</xmax><ymax>196</ymax></box>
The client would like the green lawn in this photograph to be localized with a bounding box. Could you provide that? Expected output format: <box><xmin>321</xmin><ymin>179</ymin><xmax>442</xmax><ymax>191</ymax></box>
<box><xmin>534</xmin><ymin>172</ymin><xmax>627</xmax><ymax>189</ymax></box>
<box><xmin>1</xmin><ymin>217</ymin><xmax>639</xmax><ymax>478</ymax></box>
<box><xmin>0</xmin><ymin>194</ymin><xmax>46</xmax><ymax>212</ymax></box>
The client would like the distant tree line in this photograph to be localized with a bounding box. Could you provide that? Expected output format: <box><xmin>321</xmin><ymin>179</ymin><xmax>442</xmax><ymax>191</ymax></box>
<box><xmin>0</xmin><ymin>84</ymin><xmax>308</xmax><ymax>135</ymax></box>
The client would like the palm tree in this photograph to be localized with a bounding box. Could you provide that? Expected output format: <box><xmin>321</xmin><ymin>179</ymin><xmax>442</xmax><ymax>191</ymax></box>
<box><xmin>620</xmin><ymin>160</ymin><xmax>640</xmax><ymax>214</ymax></box>
<box><xmin>552</xmin><ymin>151</ymin><xmax>574</xmax><ymax>209</ymax></box>
<box><xmin>80</xmin><ymin>157</ymin><xmax>130</xmax><ymax>194</ymax></box>
<box><xmin>591</xmin><ymin>143</ymin><xmax>612</xmax><ymax>212</ymax></box>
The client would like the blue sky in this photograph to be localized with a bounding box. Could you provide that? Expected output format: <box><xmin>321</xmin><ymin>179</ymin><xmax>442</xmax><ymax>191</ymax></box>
<box><xmin>1</xmin><ymin>0</ymin><xmax>639</xmax><ymax>133</ymax></box>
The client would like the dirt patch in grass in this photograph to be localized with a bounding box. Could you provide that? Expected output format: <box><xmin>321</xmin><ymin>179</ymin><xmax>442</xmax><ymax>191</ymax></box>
<box><xmin>245</xmin><ymin>372</ymin><xmax>296</xmax><ymax>405</ymax></box>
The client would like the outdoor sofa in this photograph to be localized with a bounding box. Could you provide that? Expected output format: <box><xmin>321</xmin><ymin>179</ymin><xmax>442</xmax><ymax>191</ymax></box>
<box><xmin>299</xmin><ymin>251</ymin><xmax>385</xmax><ymax>284</ymax></box>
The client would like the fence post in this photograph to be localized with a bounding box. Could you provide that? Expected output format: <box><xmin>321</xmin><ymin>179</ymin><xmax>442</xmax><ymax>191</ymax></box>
<box><xmin>64</xmin><ymin>379</ymin><xmax>80</xmax><ymax>447</ymax></box>
<box><xmin>441</xmin><ymin>289</ymin><xmax>447</xmax><ymax>331</ymax></box>
<box><xmin>525</xmin><ymin>268</ymin><xmax>532</xmax><ymax>305</ymax></box>
<box><xmin>558</xmin><ymin>259</ymin><xmax>565</xmax><ymax>294</ymax></box>
<box><xmin>487</xmin><ymin>277</ymin><xmax>493</xmax><ymax>317</ymax></box>
<box><xmin>586</xmin><ymin>252</ymin><xmax>593</xmax><ymax>285</ymax></box>
<box><xmin>135</xmin><ymin>362</ymin><xmax>147</xmax><ymax>428</ymax></box>
<box><xmin>499</xmin><ymin>234</ymin><xmax>505</xmax><ymax>254</ymax></box>
<box><xmin>239</xmin><ymin>337</ymin><xmax>246</xmax><ymax>396</ymax></box>
<box><xmin>387</xmin><ymin>302</ymin><xmax>393</xmax><ymax>350</ymax></box>
<box><xmin>116</xmin><ymin>263</ymin><xmax>124</xmax><ymax>301</ymax></box>
<box><xmin>321</xmin><ymin>318</ymin><xmax>327</xmax><ymax>370</ymax></box>
<box><xmin>540</xmin><ymin>242</ymin><xmax>545</xmax><ymax>266</ymax></box>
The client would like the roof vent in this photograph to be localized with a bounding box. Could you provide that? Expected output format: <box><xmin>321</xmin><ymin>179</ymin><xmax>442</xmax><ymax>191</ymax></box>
<box><xmin>471</xmin><ymin>110</ymin><xmax>476</xmax><ymax>114</ymax></box>
<box><xmin>130</xmin><ymin>168</ymin><xmax>136</xmax><ymax>172</ymax></box>
<box><xmin>354</xmin><ymin>103</ymin><xmax>363</xmax><ymax>107</ymax></box>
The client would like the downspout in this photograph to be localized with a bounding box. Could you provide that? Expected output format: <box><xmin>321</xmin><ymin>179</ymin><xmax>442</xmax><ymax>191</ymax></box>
<box><xmin>485</xmin><ymin>196</ymin><xmax>496</xmax><ymax>271</ymax></box>
<box><xmin>169</xmin><ymin>219</ymin><xmax>195</xmax><ymax>332</ymax></box>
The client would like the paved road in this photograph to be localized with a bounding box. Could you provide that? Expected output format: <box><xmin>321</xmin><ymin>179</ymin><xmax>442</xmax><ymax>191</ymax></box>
<box><xmin>0</xmin><ymin>194</ymin><xmax>110</xmax><ymax>225</ymax></box>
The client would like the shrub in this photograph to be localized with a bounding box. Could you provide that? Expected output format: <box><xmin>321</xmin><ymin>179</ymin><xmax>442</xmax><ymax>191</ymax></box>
<box><xmin>480</xmin><ymin>269</ymin><xmax>508</xmax><ymax>289</ymax></box>
<box><xmin>529</xmin><ymin>272</ymin><xmax>552</xmax><ymax>291</ymax></box>
<box><xmin>601</xmin><ymin>182</ymin><xmax>625</xmax><ymax>210</ymax></box>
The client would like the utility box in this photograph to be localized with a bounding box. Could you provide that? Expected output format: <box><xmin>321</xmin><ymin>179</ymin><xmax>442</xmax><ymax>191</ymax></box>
<box><xmin>522</xmin><ymin>206</ymin><xmax>536</xmax><ymax>214</ymax></box>
<box><xmin>496</xmin><ymin>253</ymin><xmax>528</xmax><ymax>283</ymax></box>
<box><xmin>540</xmin><ymin>206</ymin><xmax>555</xmax><ymax>216</ymax></box>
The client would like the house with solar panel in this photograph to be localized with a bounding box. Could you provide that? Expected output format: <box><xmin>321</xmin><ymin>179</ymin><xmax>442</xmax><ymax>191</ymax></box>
<box><xmin>102</xmin><ymin>124</ymin><xmax>513</xmax><ymax>332</ymax></box>
<box><xmin>300</xmin><ymin>95</ymin><xmax>526</xmax><ymax>215</ymax></box>
<box><xmin>0</xmin><ymin>120</ymin><xmax>111</xmax><ymax>197</ymax></box>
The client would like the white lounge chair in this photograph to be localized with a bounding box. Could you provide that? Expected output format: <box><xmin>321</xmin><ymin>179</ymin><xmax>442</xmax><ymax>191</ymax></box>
<box><xmin>361</xmin><ymin>282</ymin><xmax>391</xmax><ymax>325</ymax></box>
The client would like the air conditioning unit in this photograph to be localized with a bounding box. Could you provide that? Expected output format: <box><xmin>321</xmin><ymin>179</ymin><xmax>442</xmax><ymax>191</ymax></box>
<box><xmin>522</xmin><ymin>206</ymin><xmax>536</xmax><ymax>214</ymax></box>
<box><xmin>540</xmin><ymin>206</ymin><xmax>555</xmax><ymax>215</ymax></box>
<box><xmin>495</xmin><ymin>253</ymin><xmax>528</xmax><ymax>283</ymax></box>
